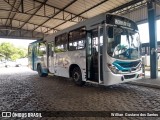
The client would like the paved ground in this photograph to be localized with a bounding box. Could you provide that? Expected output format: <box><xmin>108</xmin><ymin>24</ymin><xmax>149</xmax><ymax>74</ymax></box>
<box><xmin>0</xmin><ymin>67</ymin><xmax>160</xmax><ymax>120</ymax></box>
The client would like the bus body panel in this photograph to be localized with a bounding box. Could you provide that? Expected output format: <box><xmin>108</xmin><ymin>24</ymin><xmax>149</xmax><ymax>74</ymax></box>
<box><xmin>52</xmin><ymin>49</ymin><xmax>86</xmax><ymax>81</ymax></box>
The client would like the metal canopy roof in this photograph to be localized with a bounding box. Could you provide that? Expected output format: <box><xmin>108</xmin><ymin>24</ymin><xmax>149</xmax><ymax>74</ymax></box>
<box><xmin>0</xmin><ymin>0</ymin><xmax>146</xmax><ymax>39</ymax></box>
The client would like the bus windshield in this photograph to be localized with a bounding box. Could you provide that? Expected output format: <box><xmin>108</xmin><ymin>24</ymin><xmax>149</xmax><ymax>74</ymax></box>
<box><xmin>107</xmin><ymin>27</ymin><xmax>140</xmax><ymax>60</ymax></box>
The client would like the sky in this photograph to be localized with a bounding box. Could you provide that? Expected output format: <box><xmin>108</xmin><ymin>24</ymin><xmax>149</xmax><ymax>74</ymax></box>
<box><xmin>0</xmin><ymin>19</ymin><xmax>160</xmax><ymax>47</ymax></box>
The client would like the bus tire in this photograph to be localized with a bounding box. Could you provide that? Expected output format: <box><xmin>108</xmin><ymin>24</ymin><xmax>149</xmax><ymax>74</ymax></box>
<box><xmin>72</xmin><ymin>67</ymin><xmax>85</xmax><ymax>86</ymax></box>
<box><xmin>37</xmin><ymin>64</ymin><xmax>48</xmax><ymax>77</ymax></box>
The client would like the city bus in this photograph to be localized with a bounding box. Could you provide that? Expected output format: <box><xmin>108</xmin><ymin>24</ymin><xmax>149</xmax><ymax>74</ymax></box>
<box><xmin>28</xmin><ymin>13</ymin><xmax>144</xmax><ymax>86</ymax></box>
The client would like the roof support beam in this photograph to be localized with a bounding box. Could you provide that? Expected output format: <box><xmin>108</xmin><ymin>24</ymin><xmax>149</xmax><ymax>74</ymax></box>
<box><xmin>0</xmin><ymin>0</ymin><xmax>148</xmax><ymax>38</ymax></box>
<box><xmin>114</xmin><ymin>1</ymin><xmax>146</xmax><ymax>15</ymax></box>
<box><xmin>0</xmin><ymin>26</ymin><xmax>45</xmax><ymax>39</ymax></box>
<box><xmin>19</xmin><ymin>0</ymin><xmax>48</xmax><ymax>29</ymax></box>
<box><xmin>9</xmin><ymin>0</ymin><xmax>22</xmax><ymax>26</ymax></box>
<box><xmin>107</xmin><ymin>0</ymin><xmax>144</xmax><ymax>13</ymax></box>
<box><xmin>5</xmin><ymin>0</ymin><xmax>17</xmax><ymax>26</ymax></box>
<box><xmin>34</xmin><ymin>0</ymin><xmax>86</xmax><ymax>20</ymax></box>
<box><xmin>0</xmin><ymin>18</ymin><xmax>59</xmax><ymax>31</ymax></box>
<box><xmin>0</xmin><ymin>29</ymin><xmax>6</xmax><ymax>36</ymax></box>
<box><xmin>45</xmin><ymin>0</ymin><xmax>109</xmax><ymax>33</ymax></box>
<box><xmin>3</xmin><ymin>0</ymin><xmax>20</xmax><ymax>12</ymax></box>
<box><xmin>0</xmin><ymin>8</ymin><xmax>79</xmax><ymax>23</ymax></box>
<box><xmin>21</xmin><ymin>0</ymin><xmax>24</xmax><ymax>13</ymax></box>
<box><xmin>31</xmin><ymin>0</ymin><xmax>78</xmax><ymax>32</ymax></box>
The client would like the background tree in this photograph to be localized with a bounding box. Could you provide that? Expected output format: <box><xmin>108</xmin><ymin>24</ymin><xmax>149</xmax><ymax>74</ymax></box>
<box><xmin>0</xmin><ymin>42</ymin><xmax>27</xmax><ymax>61</ymax></box>
<box><xmin>0</xmin><ymin>42</ymin><xmax>15</xmax><ymax>60</ymax></box>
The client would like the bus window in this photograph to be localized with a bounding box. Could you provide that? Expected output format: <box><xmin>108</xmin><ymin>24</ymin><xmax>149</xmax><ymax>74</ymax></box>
<box><xmin>107</xmin><ymin>27</ymin><xmax>140</xmax><ymax>60</ymax></box>
<box><xmin>69</xmin><ymin>27</ymin><xmax>86</xmax><ymax>51</ymax></box>
<box><xmin>108</xmin><ymin>27</ymin><xmax>113</xmax><ymax>38</ymax></box>
<box><xmin>28</xmin><ymin>45</ymin><xmax>32</xmax><ymax>57</ymax></box>
<box><xmin>37</xmin><ymin>42</ymin><xmax>46</xmax><ymax>56</ymax></box>
<box><xmin>55</xmin><ymin>33</ymin><xmax>67</xmax><ymax>53</ymax></box>
<box><xmin>142</xmin><ymin>47</ymin><xmax>145</xmax><ymax>54</ymax></box>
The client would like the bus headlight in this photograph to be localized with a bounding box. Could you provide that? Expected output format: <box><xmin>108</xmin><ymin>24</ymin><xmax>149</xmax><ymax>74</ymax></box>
<box><xmin>107</xmin><ymin>63</ymin><xmax>119</xmax><ymax>74</ymax></box>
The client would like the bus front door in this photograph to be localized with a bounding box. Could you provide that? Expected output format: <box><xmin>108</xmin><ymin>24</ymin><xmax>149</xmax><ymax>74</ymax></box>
<box><xmin>86</xmin><ymin>27</ymin><xmax>103</xmax><ymax>83</ymax></box>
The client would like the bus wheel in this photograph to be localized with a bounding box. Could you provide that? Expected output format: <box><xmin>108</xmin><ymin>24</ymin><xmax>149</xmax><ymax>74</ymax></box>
<box><xmin>72</xmin><ymin>67</ymin><xmax>85</xmax><ymax>86</ymax></box>
<box><xmin>37</xmin><ymin>64</ymin><xmax>48</xmax><ymax>77</ymax></box>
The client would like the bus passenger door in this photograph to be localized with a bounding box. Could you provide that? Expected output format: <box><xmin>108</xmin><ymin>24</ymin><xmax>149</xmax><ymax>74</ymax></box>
<box><xmin>48</xmin><ymin>42</ymin><xmax>54</xmax><ymax>73</ymax></box>
<box><xmin>32</xmin><ymin>45</ymin><xmax>37</xmax><ymax>70</ymax></box>
<box><xmin>86</xmin><ymin>27</ymin><xmax>103</xmax><ymax>83</ymax></box>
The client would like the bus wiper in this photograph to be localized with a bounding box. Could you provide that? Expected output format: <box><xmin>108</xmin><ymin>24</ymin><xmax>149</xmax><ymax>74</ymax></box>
<box><xmin>126</xmin><ymin>32</ymin><xmax>130</xmax><ymax>47</ymax></box>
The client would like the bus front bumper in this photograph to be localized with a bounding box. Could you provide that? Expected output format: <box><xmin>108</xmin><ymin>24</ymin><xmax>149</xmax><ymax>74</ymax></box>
<box><xmin>103</xmin><ymin>70</ymin><xmax>144</xmax><ymax>86</ymax></box>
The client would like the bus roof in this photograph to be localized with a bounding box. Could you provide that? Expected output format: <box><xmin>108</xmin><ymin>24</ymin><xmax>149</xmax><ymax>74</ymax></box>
<box><xmin>45</xmin><ymin>13</ymin><xmax>137</xmax><ymax>42</ymax></box>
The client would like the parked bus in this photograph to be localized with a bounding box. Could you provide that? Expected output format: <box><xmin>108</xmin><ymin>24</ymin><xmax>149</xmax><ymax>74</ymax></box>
<box><xmin>28</xmin><ymin>13</ymin><xmax>144</xmax><ymax>86</ymax></box>
<box><xmin>141</xmin><ymin>42</ymin><xmax>160</xmax><ymax>56</ymax></box>
<box><xmin>141</xmin><ymin>42</ymin><xmax>160</xmax><ymax>67</ymax></box>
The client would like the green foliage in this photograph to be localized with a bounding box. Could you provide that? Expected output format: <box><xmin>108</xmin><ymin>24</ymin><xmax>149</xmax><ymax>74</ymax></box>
<box><xmin>0</xmin><ymin>42</ymin><xmax>27</xmax><ymax>61</ymax></box>
<box><xmin>11</xmin><ymin>54</ymin><xmax>20</xmax><ymax>61</ymax></box>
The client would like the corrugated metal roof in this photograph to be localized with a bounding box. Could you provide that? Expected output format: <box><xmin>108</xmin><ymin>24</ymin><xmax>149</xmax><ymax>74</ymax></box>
<box><xmin>0</xmin><ymin>0</ymin><xmax>146</xmax><ymax>38</ymax></box>
<box><xmin>14</xmin><ymin>13</ymin><xmax>31</xmax><ymax>21</ymax></box>
<box><xmin>47</xmin><ymin>0</ymin><xmax>73</xmax><ymax>9</ymax></box>
<box><xmin>0</xmin><ymin>0</ymin><xmax>13</xmax><ymax>10</ymax></box>
<box><xmin>43</xmin><ymin>19</ymin><xmax>64</xmax><ymax>28</ymax></box>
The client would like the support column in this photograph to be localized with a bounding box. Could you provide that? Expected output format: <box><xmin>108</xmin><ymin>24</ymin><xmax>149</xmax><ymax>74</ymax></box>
<box><xmin>21</xmin><ymin>0</ymin><xmax>24</xmax><ymax>13</ymax></box>
<box><xmin>147</xmin><ymin>0</ymin><xmax>158</xmax><ymax>79</ymax></box>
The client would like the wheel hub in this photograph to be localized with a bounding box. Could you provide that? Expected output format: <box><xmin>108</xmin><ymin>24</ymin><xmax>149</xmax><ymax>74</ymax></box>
<box><xmin>73</xmin><ymin>72</ymin><xmax>79</xmax><ymax>81</ymax></box>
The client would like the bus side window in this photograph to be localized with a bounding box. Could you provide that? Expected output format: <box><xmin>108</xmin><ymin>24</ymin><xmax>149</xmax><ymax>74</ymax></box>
<box><xmin>69</xmin><ymin>27</ymin><xmax>86</xmax><ymax>51</ymax></box>
<box><xmin>55</xmin><ymin>33</ymin><xmax>67</xmax><ymax>53</ymax></box>
<box><xmin>108</xmin><ymin>27</ymin><xmax>113</xmax><ymax>38</ymax></box>
<box><xmin>28</xmin><ymin>45</ymin><xmax>32</xmax><ymax>57</ymax></box>
<box><xmin>37</xmin><ymin>42</ymin><xmax>46</xmax><ymax>56</ymax></box>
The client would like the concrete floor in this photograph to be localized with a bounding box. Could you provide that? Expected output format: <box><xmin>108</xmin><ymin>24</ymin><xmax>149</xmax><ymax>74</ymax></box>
<box><xmin>0</xmin><ymin>67</ymin><xmax>160</xmax><ymax>120</ymax></box>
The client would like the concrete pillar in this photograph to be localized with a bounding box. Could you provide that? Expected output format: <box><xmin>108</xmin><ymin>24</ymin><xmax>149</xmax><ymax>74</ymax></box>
<box><xmin>147</xmin><ymin>0</ymin><xmax>158</xmax><ymax>78</ymax></box>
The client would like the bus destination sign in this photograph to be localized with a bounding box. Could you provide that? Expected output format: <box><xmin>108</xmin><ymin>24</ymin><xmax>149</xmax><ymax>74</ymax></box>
<box><xmin>106</xmin><ymin>14</ymin><xmax>138</xmax><ymax>30</ymax></box>
<box><xmin>114</xmin><ymin>19</ymin><xmax>131</xmax><ymax>28</ymax></box>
